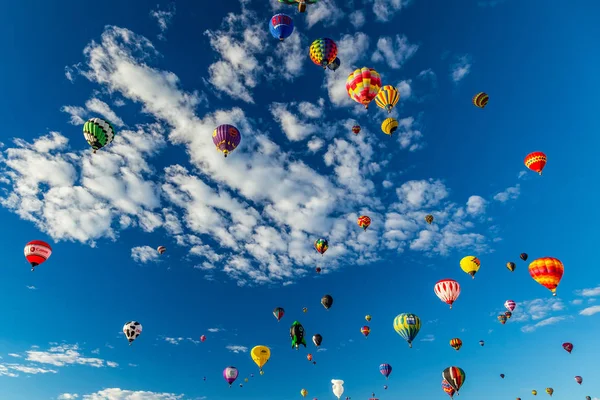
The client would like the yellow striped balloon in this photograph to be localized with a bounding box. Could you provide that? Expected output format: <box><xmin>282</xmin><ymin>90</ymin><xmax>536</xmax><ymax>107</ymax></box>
<box><xmin>381</xmin><ymin>118</ymin><xmax>398</xmax><ymax>136</ymax></box>
<box><xmin>472</xmin><ymin>92</ymin><xmax>489</xmax><ymax>108</ymax></box>
<box><xmin>375</xmin><ymin>85</ymin><xmax>400</xmax><ymax>113</ymax></box>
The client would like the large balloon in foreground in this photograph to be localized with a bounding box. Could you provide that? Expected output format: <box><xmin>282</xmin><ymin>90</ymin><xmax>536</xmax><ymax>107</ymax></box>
<box><xmin>357</xmin><ymin>215</ymin><xmax>371</xmax><ymax>230</ymax></box>
<box><xmin>331</xmin><ymin>379</ymin><xmax>344</xmax><ymax>399</ymax></box>
<box><xmin>309</xmin><ymin>38</ymin><xmax>337</xmax><ymax>68</ymax></box>
<box><xmin>314</xmin><ymin>238</ymin><xmax>329</xmax><ymax>255</ymax></box>
<box><xmin>83</xmin><ymin>117</ymin><xmax>116</xmax><ymax>153</ymax></box>
<box><xmin>442</xmin><ymin>366</ymin><xmax>466</xmax><ymax>394</ymax></box>
<box><xmin>273</xmin><ymin>307</ymin><xmax>285</xmax><ymax>322</ymax></box>
<box><xmin>223</xmin><ymin>366</ymin><xmax>238</xmax><ymax>386</ymax></box>
<box><xmin>290</xmin><ymin>321</ymin><xmax>307</xmax><ymax>349</ymax></box>
<box><xmin>250</xmin><ymin>345</ymin><xmax>271</xmax><ymax>372</ymax></box>
<box><xmin>24</xmin><ymin>240</ymin><xmax>52</xmax><ymax>272</ymax></box>
<box><xmin>434</xmin><ymin>279</ymin><xmax>461</xmax><ymax>309</ymax></box>
<box><xmin>379</xmin><ymin>363</ymin><xmax>392</xmax><ymax>379</ymax></box>
<box><xmin>460</xmin><ymin>256</ymin><xmax>481</xmax><ymax>278</ymax></box>
<box><xmin>563</xmin><ymin>342</ymin><xmax>573</xmax><ymax>353</ymax></box>
<box><xmin>472</xmin><ymin>92</ymin><xmax>489</xmax><ymax>108</ymax></box>
<box><xmin>524</xmin><ymin>151</ymin><xmax>547</xmax><ymax>175</ymax></box>
<box><xmin>346</xmin><ymin>67</ymin><xmax>382</xmax><ymax>108</ymax></box>
<box><xmin>123</xmin><ymin>321</ymin><xmax>142</xmax><ymax>345</ymax></box>
<box><xmin>528</xmin><ymin>257</ymin><xmax>564</xmax><ymax>296</ymax></box>
<box><xmin>375</xmin><ymin>85</ymin><xmax>400</xmax><ymax>113</ymax></box>
<box><xmin>381</xmin><ymin>118</ymin><xmax>398</xmax><ymax>136</ymax></box>
<box><xmin>269</xmin><ymin>14</ymin><xmax>294</xmax><ymax>41</ymax></box>
<box><xmin>213</xmin><ymin>124</ymin><xmax>241</xmax><ymax>157</ymax></box>
<box><xmin>393</xmin><ymin>313</ymin><xmax>421</xmax><ymax>347</ymax></box>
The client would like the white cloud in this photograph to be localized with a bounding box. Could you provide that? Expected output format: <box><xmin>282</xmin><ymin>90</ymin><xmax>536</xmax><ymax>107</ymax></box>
<box><xmin>521</xmin><ymin>316</ymin><xmax>566</xmax><ymax>333</ymax></box>
<box><xmin>579</xmin><ymin>305</ymin><xmax>600</xmax><ymax>316</ymax></box>
<box><xmin>58</xmin><ymin>395</ymin><xmax>80</xmax><ymax>400</ymax></box>
<box><xmin>396</xmin><ymin>80</ymin><xmax>411</xmax><ymax>98</ymax></box>
<box><xmin>0</xmin><ymin>364</ymin><xmax>57</xmax><ymax>377</ymax></box>
<box><xmin>131</xmin><ymin>246</ymin><xmax>160</xmax><ymax>264</ymax></box>
<box><xmin>81</xmin><ymin>388</ymin><xmax>183</xmax><ymax>399</ymax></box>
<box><xmin>8</xmin><ymin>353</ymin><xmax>21</xmax><ymax>358</ymax></box>
<box><xmin>510</xmin><ymin>298</ymin><xmax>565</xmax><ymax>323</ymax></box>
<box><xmin>307</xmin><ymin>137</ymin><xmax>325</xmax><ymax>152</ymax></box>
<box><xmin>420</xmin><ymin>334</ymin><xmax>435</xmax><ymax>342</ymax></box>
<box><xmin>348</xmin><ymin>10</ymin><xmax>365</xmax><ymax>28</ymax></box>
<box><xmin>150</xmin><ymin>3</ymin><xmax>176</xmax><ymax>40</ymax></box>
<box><xmin>207</xmin><ymin>328</ymin><xmax>221</xmax><ymax>333</ymax></box>
<box><xmin>267</xmin><ymin>33</ymin><xmax>305</xmax><ymax>81</ymax></box>
<box><xmin>304</xmin><ymin>0</ymin><xmax>344</xmax><ymax>28</ymax></box>
<box><xmin>372</xmin><ymin>0</ymin><xmax>410</xmax><ymax>21</ymax></box>
<box><xmin>61</xmin><ymin>105</ymin><xmax>87</xmax><ymax>125</ymax></box>
<box><xmin>466</xmin><ymin>195</ymin><xmax>486</xmax><ymax>215</ymax></box>
<box><xmin>226</xmin><ymin>345</ymin><xmax>248</xmax><ymax>353</ymax></box>
<box><xmin>25</xmin><ymin>344</ymin><xmax>117</xmax><ymax>368</ymax></box>
<box><xmin>394</xmin><ymin>117</ymin><xmax>424</xmax><ymax>151</ymax></box>
<box><xmin>571</xmin><ymin>299</ymin><xmax>583</xmax><ymax>305</ymax></box>
<box><xmin>270</xmin><ymin>103</ymin><xmax>318</xmax><ymax>141</ymax></box>
<box><xmin>493</xmin><ymin>184</ymin><xmax>520</xmax><ymax>202</ymax></box>
<box><xmin>575</xmin><ymin>285</ymin><xmax>600</xmax><ymax>297</ymax></box>
<box><xmin>451</xmin><ymin>55</ymin><xmax>472</xmax><ymax>83</ymax></box>
<box><xmin>371</xmin><ymin>35</ymin><xmax>418</xmax><ymax>69</ymax></box>
<box><xmin>163</xmin><ymin>337</ymin><xmax>184</xmax><ymax>345</ymax></box>
<box><xmin>25</xmin><ymin>285</ymin><xmax>36</xmax><ymax>290</ymax></box>
<box><xmin>85</xmin><ymin>98</ymin><xmax>125</xmax><ymax>127</ymax></box>
<box><xmin>106</xmin><ymin>361</ymin><xmax>119</xmax><ymax>368</ymax></box>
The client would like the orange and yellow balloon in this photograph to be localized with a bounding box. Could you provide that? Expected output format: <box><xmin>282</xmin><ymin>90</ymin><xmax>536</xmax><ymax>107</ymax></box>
<box><xmin>346</xmin><ymin>67</ymin><xmax>382</xmax><ymax>109</ymax></box>
<box><xmin>472</xmin><ymin>92</ymin><xmax>489</xmax><ymax>108</ymax></box>
<box><xmin>375</xmin><ymin>85</ymin><xmax>400</xmax><ymax>113</ymax></box>
<box><xmin>450</xmin><ymin>338</ymin><xmax>463</xmax><ymax>351</ymax></box>
<box><xmin>528</xmin><ymin>257</ymin><xmax>564</xmax><ymax>296</ymax></box>
<box><xmin>524</xmin><ymin>151</ymin><xmax>547</xmax><ymax>175</ymax></box>
<box><xmin>357</xmin><ymin>215</ymin><xmax>371</xmax><ymax>231</ymax></box>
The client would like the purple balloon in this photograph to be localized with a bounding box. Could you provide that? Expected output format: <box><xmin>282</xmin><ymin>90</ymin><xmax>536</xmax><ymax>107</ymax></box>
<box><xmin>212</xmin><ymin>124</ymin><xmax>241</xmax><ymax>157</ymax></box>
<box><xmin>223</xmin><ymin>366</ymin><xmax>239</xmax><ymax>386</ymax></box>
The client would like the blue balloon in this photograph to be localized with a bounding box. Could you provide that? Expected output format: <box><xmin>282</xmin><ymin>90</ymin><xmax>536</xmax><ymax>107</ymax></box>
<box><xmin>269</xmin><ymin>14</ymin><xmax>294</xmax><ymax>41</ymax></box>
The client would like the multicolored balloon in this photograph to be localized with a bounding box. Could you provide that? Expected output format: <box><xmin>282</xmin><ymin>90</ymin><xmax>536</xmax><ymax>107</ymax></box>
<box><xmin>528</xmin><ymin>257</ymin><xmax>564</xmax><ymax>295</ymax></box>
<box><xmin>327</xmin><ymin>57</ymin><xmax>341</xmax><ymax>71</ymax></box>
<box><xmin>524</xmin><ymin>151</ymin><xmax>547</xmax><ymax>175</ymax></box>
<box><xmin>505</xmin><ymin>311</ymin><xmax>512</xmax><ymax>319</ymax></box>
<box><xmin>379</xmin><ymin>363</ymin><xmax>392</xmax><ymax>379</ymax></box>
<box><xmin>365</xmin><ymin>314</ymin><xmax>372</xmax><ymax>322</ymax></box>
<box><xmin>269</xmin><ymin>14</ymin><xmax>294</xmax><ymax>41</ymax></box>
<box><xmin>393</xmin><ymin>313</ymin><xmax>421</xmax><ymax>348</ymax></box>
<box><xmin>450</xmin><ymin>338</ymin><xmax>462</xmax><ymax>351</ymax></box>
<box><xmin>352</xmin><ymin>125</ymin><xmax>361</xmax><ymax>134</ymax></box>
<box><xmin>273</xmin><ymin>307</ymin><xmax>285</xmax><ymax>322</ymax></box>
<box><xmin>562</xmin><ymin>342</ymin><xmax>573</xmax><ymax>353</ymax></box>
<box><xmin>441</xmin><ymin>379</ymin><xmax>455</xmax><ymax>398</ymax></box>
<box><xmin>157</xmin><ymin>246</ymin><xmax>166</xmax><ymax>254</ymax></box>
<box><xmin>309</xmin><ymin>38</ymin><xmax>337</xmax><ymax>68</ymax></box>
<box><xmin>346</xmin><ymin>67</ymin><xmax>382</xmax><ymax>108</ymax></box>
<box><xmin>312</xmin><ymin>334</ymin><xmax>322</xmax><ymax>347</ymax></box>
<box><xmin>472</xmin><ymin>92</ymin><xmax>489</xmax><ymax>108</ymax></box>
<box><xmin>357</xmin><ymin>215</ymin><xmax>371</xmax><ymax>230</ymax></box>
<box><xmin>434</xmin><ymin>279</ymin><xmax>461</xmax><ymax>309</ymax></box>
<box><xmin>83</xmin><ymin>117</ymin><xmax>116</xmax><ymax>153</ymax></box>
<box><xmin>545</xmin><ymin>388</ymin><xmax>553</xmax><ymax>396</ymax></box>
<box><xmin>574</xmin><ymin>376</ymin><xmax>582</xmax><ymax>384</ymax></box>
<box><xmin>442</xmin><ymin>367</ymin><xmax>466</xmax><ymax>394</ymax></box>
<box><xmin>24</xmin><ymin>240</ymin><xmax>52</xmax><ymax>272</ymax></box>
<box><xmin>498</xmin><ymin>314</ymin><xmax>507</xmax><ymax>325</ymax></box>
<box><xmin>223</xmin><ymin>366</ymin><xmax>238</xmax><ymax>386</ymax></box>
<box><xmin>360</xmin><ymin>325</ymin><xmax>370</xmax><ymax>338</ymax></box>
<box><xmin>212</xmin><ymin>124</ymin><xmax>241</xmax><ymax>157</ymax></box>
<box><xmin>375</xmin><ymin>85</ymin><xmax>400</xmax><ymax>113</ymax></box>
<box><xmin>504</xmin><ymin>300</ymin><xmax>516</xmax><ymax>312</ymax></box>
<box><xmin>425</xmin><ymin>214</ymin><xmax>434</xmax><ymax>224</ymax></box>
<box><xmin>506</xmin><ymin>261</ymin><xmax>516</xmax><ymax>272</ymax></box>
<box><xmin>520</xmin><ymin>253</ymin><xmax>529</xmax><ymax>261</ymax></box>
<box><xmin>314</xmin><ymin>238</ymin><xmax>329</xmax><ymax>255</ymax></box>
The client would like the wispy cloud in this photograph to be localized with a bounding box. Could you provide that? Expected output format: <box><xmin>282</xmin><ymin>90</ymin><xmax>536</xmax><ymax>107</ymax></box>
<box><xmin>510</xmin><ymin>298</ymin><xmax>565</xmax><ymax>322</ymax></box>
<box><xmin>521</xmin><ymin>316</ymin><xmax>566</xmax><ymax>333</ymax></box>
<box><xmin>493</xmin><ymin>184</ymin><xmax>520</xmax><ymax>202</ymax></box>
<box><xmin>450</xmin><ymin>55</ymin><xmax>472</xmax><ymax>83</ymax></box>
<box><xmin>149</xmin><ymin>3</ymin><xmax>176</xmax><ymax>40</ymax></box>
<box><xmin>25</xmin><ymin>285</ymin><xmax>36</xmax><ymax>290</ymax></box>
<box><xmin>226</xmin><ymin>345</ymin><xmax>248</xmax><ymax>353</ymax></box>
<box><xmin>131</xmin><ymin>246</ymin><xmax>160</xmax><ymax>264</ymax></box>
<box><xmin>24</xmin><ymin>343</ymin><xmax>118</xmax><ymax>369</ymax></box>
<box><xmin>579</xmin><ymin>305</ymin><xmax>600</xmax><ymax>316</ymax></box>
<box><xmin>58</xmin><ymin>394</ymin><xmax>79</xmax><ymax>400</ymax></box>
<box><xmin>420</xmin><ymin>334</ymin><xmax>435</xmax><ymax>342</ymax></box>
<box><xmin>371</xmin><ymin>34</ymin><xmax>419</xmax><ymax>69</ymax></box>
<box><xmin>68</xmin><ymin>388</ymin><xmax>183</xmax><ymax>399</ymax></box>
<box><xmin>207</xmin><ymin>328</ymin><xmax>222</xmax><ymax>333</ymax></box>
<box><xmin>575</xmin><ymin>285</ymin><xmax>600</xmax><ymax>297</ymax></box>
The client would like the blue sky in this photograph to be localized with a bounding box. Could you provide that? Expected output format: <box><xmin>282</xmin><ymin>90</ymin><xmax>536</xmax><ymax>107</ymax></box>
<box><xmin>0</xmin><ymin>0</ymin><xmax>599</xmax><ymax>399</ymax></box>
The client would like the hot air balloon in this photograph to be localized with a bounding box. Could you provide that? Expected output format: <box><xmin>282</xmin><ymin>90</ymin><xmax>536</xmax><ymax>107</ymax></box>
<box><xmin>213</xmin><ymin>124</ymin><xmax>241</xmax><ymax>157</ymax></box>
<box><xmin>269</xmin><ymin>14</ymin><xmax>294</xmax><ymax>41</ymax></box>
<box><xmin>500</xmin><ymin>374</ymin><xmax>505</xmax><ymax>379</ymax></box>
<box><xmin>425</xmin><ymin>214</ymin><xmax>434</xmax><ymax>224</ymax></box>
<box><xmin>506</xmin><ymin>261</ymin><xmax>516</xmax><ymax>272</ymax></box>
<box><xmin>307</xmin><ymin>353</ymin><xmax>313</xmax><ymax>361</ymax></box>
<box><xmin>200</xmin><ymin>335</ymin><xmax>206</xmax><ymax>342</ymax></box>
<box><xmin>381</xmin><ymin>118</ymin><xmax>398</xmax><ymax>136</ymax></box>
<box><xmin>504</xmin><ymin>300</ymin><xmax>516</xmax><ymax>312</ymax></box>
<box><xmin>479</xmin><ymin>340</ymin><xmax>484</xmax><ymax>346</ymax></box>
<box><xmin>157</xmin><ymin>246</ymin><xmax>166</xmax><ymax>254</ymax></box>
<box><xmin>321</xmin><ymin>294</ymin><xmax>333</xmax><ymax>310</ymax></box>
<box><xmin>532</xmin><ymin>390</ymin><xmax>537</xmax><ymax>395</ymax></box>
<box><xmin>393</xmin><ymin>313</ymin><xmax>421</xmax><ymax>348</ymax></box>
<box><xmin>498</xmin><ymin>314</ymin><xmax>507</xmax><ymax>324</ymax></box>
<box><xmin>251</xmin><ymin>345</ymin><xmax>271</xmax><ymax>372</ymax></box>
<box><xmin>273</xmin><ymin>307</ymin><xmax>285</xmax><ymax>322</ymax></box>
<box><xmin>314</xmin><ymin>238</ymin><xmax>328</xmax><ymax>255</ymax></box>
<box><xmin>520</xmin><ymin>253</ymin><xmax>528</xmax><ymax>261</ymax></box>
<box><xmin>375</xmin><ymin>85</ymin><xmax>400</xmax><ymax>113</ymax></box>
<box><xmin>123</xmin><ymin>321</ymin><xmax>142</xmax><ymax>345</ymax></box>
<box><xmin>316</xmin><ymin>267</ymin><xmax>322</xmax><ymax>274</ymax></box>
<box><xmin>300</xmin><ymin>389</ymin><xmax>308</xmax><ymax>398</ymax></box>
<box><xmin>312</xmin><ymin>334</ymin><xmax>322</xmax><ymax>347</ymax></box>
<box><xmin>442</xmin><ymin>367</ymin><xmax>466</xmax><ymax>394</ymax></box>
<box><xmin>365</xmin><ymin>315</ymin><xmax>372</xmax><ymax>322</ymax></box>
<box><xmin>352</xmin><ymin>125</ymin><xmax>361</xmax><ymax>134</ymax></box>
<box><xmin>546</xmin><ymin>388</ymin><xmax>553</xmax><ymax>396</ymax></box>
<box><xmin>575</xmin><ymin>376</ymin><xmax>582</xmax><ymax>384</ymax></box>
<box><xmin>24</xmin><ymin>240</ymin><xmax>52</xmax><ymax>272</ymax></box>
<box><xmin>441</xmin><ymin>380</ymin><xmax>456</xmax><ymax>398</ymax></box>
<box><xmin>346</xmin><ymin>67</ymin><xmax>382</xmax><ymax>108</ymax></box>
<box><xmin>472</xmin><ymin>92</ymin><xmax>489</xmax><ymax>108</ymax></box>
<box><xmin>434</xmin><ymin>279</ymin><xmax>461</xmax><ymax>309</ymax></box>
<box><xmin>357</xmin><ymin>215</ymin><xmax>371</xmax><ymax>230</ymax></box>
<box><xmin>309</xmin><ymin>38</ymin><xmax>337</xmax><ymax>68</ymax></box>
<box><xmin>450</xmin><ymin>338</ymin><xmax>462</xmax><ymax>351</ymax></box>
<box><xmin>460</xmin><ymin>256</ymin><xmax>481</xmax><ymax>278</ymax></box>
<box><xmin>223</xmin><ymin>366</ymin><xmax>239</xmax><ymax>387</ymax></box>
<box><xmin>525</xmin><ymin>151</ymin><xmax>547</xmax><ymax>175</ymax></box>
<box><xmin>303</xmin><ymin>307</ymin><xmax>308</xmax><ymax>313</ymax></box>
<box><xmin>529</xmin><ymin>257</ymin><xmax>564</xmax><ymax>296</ymax></box>
<box><xmin>505</xmin><ymin>311</ymin><xmax>512</xmax><ymax>319</ymax></box>
<box><xmin>586</xmin><ymin>396</ymin><xmax>591</xmax><ymax>400</ymax></box>
<box><xmin>331</xmin><ymin>379</ymin><xmax>344</xmax><ymax>399</ymax></box>
<box><xmin>563</xmin><ymin>342</ymin><xmax>573</xmax><ymax>353</ymax></box>
<box><xmin>360</xmin><ymin>326</ymin><xmax>370</xmax><ymax>338</ymax></box>
<box><xmin>290</xmin><ymin>321</ymin><xmax>307</xmax><ymax>349</ymax></box>
<box><xmin>384</xmin><ymin>385</ymin><xmax>388</xmax><ymax>390</ymax></box>
<box><xmin>327</xmin><ymin>57</ymin><xmax>341</xmax><ymax>71</ymax></box>
<box><xmin>278</xmin><ymin>0</ymin><xmax>318</xmax><ymax>12</ymax></box>
<box><xmin>379</xmin><ymin>363</ymin><xmax>392</xmax><ymax>379</ymax></box>
<box><xmin>83</xmin><ymin>117</ymin><xmax>116</xmax><ymax>153</ymax></box>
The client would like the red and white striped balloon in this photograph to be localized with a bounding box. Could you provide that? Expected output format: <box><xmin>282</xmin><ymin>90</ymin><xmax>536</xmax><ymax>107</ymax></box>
<box><xmin>434</xmin><ymin>279</ymin><xmax>461</xmax><ymax>309</ymax></box>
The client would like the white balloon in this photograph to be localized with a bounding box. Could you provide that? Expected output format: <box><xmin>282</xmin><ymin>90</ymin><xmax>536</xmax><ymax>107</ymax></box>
<box><xmin>331</xmin><ymin>379</ymin><xmax>344</xmax><ymax>399</ymax></box>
